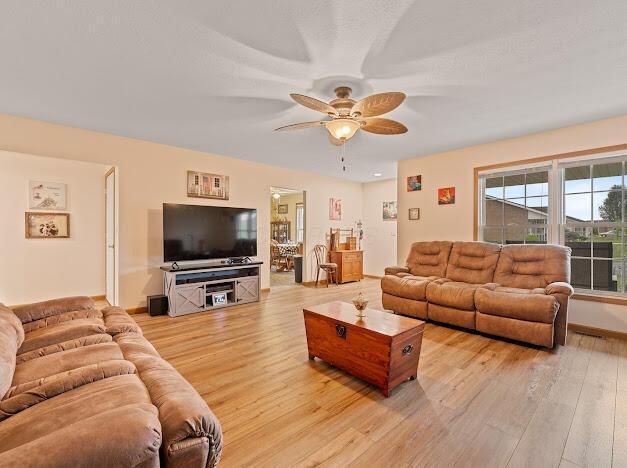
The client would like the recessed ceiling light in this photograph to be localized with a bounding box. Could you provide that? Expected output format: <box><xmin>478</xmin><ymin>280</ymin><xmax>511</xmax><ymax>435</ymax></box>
<box><xmin>373</xmin><ymin>173</ymin><xmax>382</xmax><ymax>177</ymax></box>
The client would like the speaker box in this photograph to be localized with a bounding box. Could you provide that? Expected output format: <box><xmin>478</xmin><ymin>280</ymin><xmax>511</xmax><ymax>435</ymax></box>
<box><xmin>147</xmin><ymin>295</ymin><xmax>168</xmax><ymax>316</ymax></box>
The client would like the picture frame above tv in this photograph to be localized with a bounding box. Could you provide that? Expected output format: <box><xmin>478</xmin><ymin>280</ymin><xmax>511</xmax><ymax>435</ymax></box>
<box><xmin>163</xmin><ymin>203</ymin><xmax>257</xmax><ymax>262</ymax></box>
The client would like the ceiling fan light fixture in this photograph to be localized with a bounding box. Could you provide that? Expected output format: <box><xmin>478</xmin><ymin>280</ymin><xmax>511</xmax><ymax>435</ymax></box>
<box><xmin>325</xmin><ymin>119</ymin><xmax>360</xmax><ymax>141</ymax></box>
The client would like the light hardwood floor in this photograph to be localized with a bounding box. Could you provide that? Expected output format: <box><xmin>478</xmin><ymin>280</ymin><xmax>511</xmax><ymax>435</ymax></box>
<box><xmin>132</xmin><ymin>278</ymin><xmax>626</xmax><ymax>468</ymax></box>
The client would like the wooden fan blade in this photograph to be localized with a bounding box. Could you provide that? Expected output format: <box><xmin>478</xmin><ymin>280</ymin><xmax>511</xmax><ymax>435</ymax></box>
<box><xmin>290</xmin><ymin>94</ymin><xmax>339</xmax><ymax>116</ymax></box>
<box><xmin>362</xmin><ymin>118</ymin><xmax>408</xmax><ymax>135</ymax></box>
<box><xmin>328</xmin><ymin>134</ymin><xmax>344</xmax><ymax>146</ymax></box>
<box><xmin>351</xmin><ymin>92</ymin><xmax>406</xmax><ymax>117</ymax></box>
<box><xmin>274</xmin><ymin>121</ymin><xmax>326</xmax><ymax>131</ymax></box>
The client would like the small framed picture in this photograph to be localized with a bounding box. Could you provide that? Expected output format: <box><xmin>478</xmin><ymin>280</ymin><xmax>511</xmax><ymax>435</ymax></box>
<box><xmin>409</xmin><ymin>208</ymin><xmax>420</xmax><ymax>220</ymax></box>
<box><xmin>29</xmin><ymin>181</ymin><xmax>67</xmax><ymax>210</ymax></box>
<box><xmin>25</xmin><ymin>212</ymin><xmax>70</xmax><ymax>238</ymax></box>
<box><xmin>278</xmin><ymin>204</ymin><xmax>288</xmax><ymax>214</ymax></box>
<box><xmin>438</xmin><ymin>187</ymin><xmax>455</xmax><ymax>205</ymax></box>
<box><xmin>407</xmin><ymin>175</ymin><xmax>422</xmax><ymax>192</ymax></box>
<box><xmin>187</xmin><ymin>170</ymin><xmax>229</xmax><ymax>200</ymax></box>
<box><xmin>383</xmin><ymin>201</ymin><xmax>397</xmax><ymax>221</ymax></box>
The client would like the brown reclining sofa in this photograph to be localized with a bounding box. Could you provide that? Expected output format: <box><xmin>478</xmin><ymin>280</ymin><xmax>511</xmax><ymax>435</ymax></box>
<box><xmin>382</xmin><ymin>241</ymin><xmax>574</xmax><ymax>348</ymax></box>
<box><xmin>0</xmin><ymin>296</ymin><xmax>222</xmax><ymax>467</ymax></box>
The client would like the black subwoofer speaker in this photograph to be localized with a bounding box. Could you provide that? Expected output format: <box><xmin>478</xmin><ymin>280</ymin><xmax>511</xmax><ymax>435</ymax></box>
<box><xmin>147</xmin><ymin>295</ymin><xmax>168</xmax><ymax>316</ymax></box>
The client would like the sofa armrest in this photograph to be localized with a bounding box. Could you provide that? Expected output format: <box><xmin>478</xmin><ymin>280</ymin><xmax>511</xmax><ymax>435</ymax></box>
<box><xmin>545</xmin><ymin>282</ymin><xmax>574</xmax><ymax>296</ymax></box>
<box><xmin>115</xmin><ymin>333</ymin><xmax>223</xmax><ymax>468</ymax></box>
<box><xmin>384</xmin><ymin>266</ymin><xmax>410</xmax><ymax>276</ymax></box>
<box><xmin>0</xmin><ymin>404</ymin><xmax>161</xmax><ymax>467</ymax></box>
<box><xmin>102</xmin><ymin>306</ymin><xmax>143</xmax><ymax>335</ymax></box>
<box><xmin>11</xmin><ymin>296</ymin><xmax>95</xmax><ymax>324</ymax></box>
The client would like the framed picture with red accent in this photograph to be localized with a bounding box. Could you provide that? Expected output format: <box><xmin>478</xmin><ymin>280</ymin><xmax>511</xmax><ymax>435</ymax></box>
<box><xmin>438</xmin><ymin>187</ymin><xmax>455</xmax><ymax>205</ymax></box>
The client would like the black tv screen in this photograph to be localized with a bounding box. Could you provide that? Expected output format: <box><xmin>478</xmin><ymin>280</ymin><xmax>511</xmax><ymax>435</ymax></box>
<box><xmin>163</xmin><ymin>204</ymin><xmax>257</xmax><ymax>262</ymax></box>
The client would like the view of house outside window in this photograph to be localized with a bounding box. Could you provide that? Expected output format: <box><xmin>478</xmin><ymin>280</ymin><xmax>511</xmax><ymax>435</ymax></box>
<box><xmin>478</xmin><ymin>154</ymin><xmax>627</xmax><ymax>296</ymax></box>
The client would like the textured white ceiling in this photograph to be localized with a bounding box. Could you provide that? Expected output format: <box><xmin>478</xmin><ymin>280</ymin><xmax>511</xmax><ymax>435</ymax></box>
<box><xmin>1</xmin><ymin>1</ymin><xmax>626</xmax><ymax>181</ymax></box>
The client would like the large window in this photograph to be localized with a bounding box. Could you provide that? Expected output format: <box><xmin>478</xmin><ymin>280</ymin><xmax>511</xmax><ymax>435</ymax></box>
<box><xmin>478</xmin><ymin>152</ymin><xmax>627</xmax><ymax>297</ymax></box>
<box><xmin>562</xmin><ymin>160</ymin><xmax>625</xmax><ymax>293</ymax></box>
<box><xmin>481</xmin><ymin>167</ymin><xmax>550</xmax><ymax>245</ymax></box>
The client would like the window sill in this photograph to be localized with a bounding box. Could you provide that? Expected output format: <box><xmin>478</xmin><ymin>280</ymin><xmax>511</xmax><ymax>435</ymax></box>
<box><xmin>572</xmin><ymin>293</ymin><xmax>627</xmax><ymax>306</ymax></box>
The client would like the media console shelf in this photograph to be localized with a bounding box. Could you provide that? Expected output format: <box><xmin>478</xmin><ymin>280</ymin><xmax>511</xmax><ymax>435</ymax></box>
<box><xmin>161</xmin><ymin>261</ymin><xmax>262</xmax><ymax>317</ymax></box>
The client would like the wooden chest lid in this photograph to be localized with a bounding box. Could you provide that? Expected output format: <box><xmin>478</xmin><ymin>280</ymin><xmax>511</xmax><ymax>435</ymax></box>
<box><xmin>303</xmin><ymin>301</ymin><xmax>424</xmax><ymax>337</ymax></box>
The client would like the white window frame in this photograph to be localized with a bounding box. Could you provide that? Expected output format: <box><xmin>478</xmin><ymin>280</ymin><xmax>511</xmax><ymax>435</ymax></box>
<box><xmin>295</xmin><ymin>202</ymin><xmax>304</xmax><ymax>244</ymax></box>
<box><xmin>477</xmin><ymin>149</ymin><xmax>627</xmax><ymax>298</ymax></box>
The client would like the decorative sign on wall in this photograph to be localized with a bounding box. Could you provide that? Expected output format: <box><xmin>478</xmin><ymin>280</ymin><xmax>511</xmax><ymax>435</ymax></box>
<box><xmin>438</xmin><ymin>187</ymin><xmax>456</xmax><ymax>205</ymax></box>
<box><xmin>329</xmin><ymin>198</ymin><xmax>342</xmax><ymax>220</ymax></box>
<box><xmin>25</xmin><ymin>212</ymin><xmax>70</xmax><ymax>238</ymax></box>
<box><xmin>187</xmin><ymin>171</ymin><xmax>229</xmax><ymax>200</ymax></box>
<box><xmin>408</xmin><ymin>208</ymin><xmax>420</xmax><ymax>220</ymax></box>
<box><xmin>383</xmin><ymin>201</ymin><xmax>397</xmax><ymax>221</ymax></box>
<box><xmin>407</xmin><ymin>175</ymin><xmax>422</xmax><ymax>192</ymax></box>
<box><xmin>29</xmin><ymin>181</ymin><xmax>67</xmax><ymax>210</ymax></box>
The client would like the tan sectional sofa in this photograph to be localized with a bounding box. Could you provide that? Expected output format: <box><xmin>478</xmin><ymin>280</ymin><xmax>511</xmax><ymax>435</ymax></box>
<box><xmin>0</xmin><ymin>296</ymin><xmax>222</xmax><ymax>467</ymax></box>
<box><xmin>382</xmin><ymin>241</ymin><xmax>573</xmax><ymax>348</ymax></box>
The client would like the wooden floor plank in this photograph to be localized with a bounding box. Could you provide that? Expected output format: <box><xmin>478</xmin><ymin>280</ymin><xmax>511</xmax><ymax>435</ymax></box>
<box><xmin>125</xmin><ymin>279</ymin><xmax>624</xmax><ymax>467</ymax></box>
<box><xmin>562</xmin><ymin>338</ymin><xmax>618</xmax><ymax>468</ymax></box>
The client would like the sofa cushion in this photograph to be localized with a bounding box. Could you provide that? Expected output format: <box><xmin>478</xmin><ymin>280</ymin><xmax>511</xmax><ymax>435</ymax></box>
<box><xmin>1</xmin><ymin>360</ymin><xmax>137</xmax><ymax>420</ymax></box>
<box><xmin>426</xmin><ymin>279</ymin><xmax>493</xmax><ymax>310</ymax></box>
<box><xmin>22</xmin><ymin>309</ymin><xmax>103</xmax><ymax>333</ymax></box>
<box><xmin>406</xmin><ymin>241</ymin><xmax>453</xmax><ymax>277</ymax></box>
<box><xmin>11</xmin><ymin>296</ymin><xmax>95</xmax><ymax>324</ymax></box>
<box><xmin>12</xmin><ymin>342</ymin><xmax>124</xmax><ymax>386</ymax></box>
<box><xmin>475</xmin><ymin>287</ymin><xmax>558</xmax><ymax>323</ymax></box>
<box><xmin>18</xmin><ymin>318</ymin><xmax>106</xmax><ymax>355</ymax></box>
<box><xmin>493</xmin><ymin>244</ymin><xmax>571</xmax><ymax>289</ymax></box>
<box><xmin>0</xmin><ymin>403</ymin><xmax>161</xmax><ymax>468</ymax></box>
<box><xmin>0</xmin><ymin>373</ymin><xmax>153</xmax><ymax>453</ymax></box>
<box><xmin>381</xmin><ymin>274</ymin><xmax>434</xmax><ymax>301</ymax></box>
<box><xmin>16</xmin><ymin>334</ymin><xmax>113</xmax><ymax>364</ymax></box>
<box><xmin>0</xmin><ymin>305</ymin><xmax>25</xmax><ymax>400</ymax></box>
<box><xmin>445</xmin><ymin>241</ymin><xmax>501</xmax><ymax>284</ymax></box>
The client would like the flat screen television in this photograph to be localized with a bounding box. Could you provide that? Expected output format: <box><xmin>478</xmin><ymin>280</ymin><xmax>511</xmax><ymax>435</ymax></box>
<box><xmin>163</xmin><ymin>203</ymin><xmax>257</xmax><ymax>262</ymax></box>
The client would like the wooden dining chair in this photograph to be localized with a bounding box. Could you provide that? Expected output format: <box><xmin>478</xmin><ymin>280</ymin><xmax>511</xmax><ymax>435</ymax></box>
<box><xmin>313</xmin><ymin>244</ymin><xmax>338</xmax><ymax>287</ymax></box>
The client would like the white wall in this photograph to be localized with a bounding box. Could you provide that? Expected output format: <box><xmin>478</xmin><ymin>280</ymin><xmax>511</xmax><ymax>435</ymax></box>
<box><xmin>0</xmin><ymin>151</ymin><xmax>108</xmax><ymax>305</ymax></box>
<box><xmin>0</xmin><ymin>114</ymin><xmax>363</xmax><ymax>309</ymax></box>
<box><xmin>396</xmin><ymin>114</ymin><xmax>627</xmax><ymax>332</ymax></box>
<box><xmin>362</xmin><ymin>178</ymin><xmax>397</xmax><ymax>276</ymax></box>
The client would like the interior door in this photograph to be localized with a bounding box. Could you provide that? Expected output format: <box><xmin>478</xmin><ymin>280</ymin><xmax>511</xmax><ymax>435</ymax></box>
<box><xmin>105</xmin><ymin>168</ymin><xmax>116</xmax><ymax>305</ymax></box>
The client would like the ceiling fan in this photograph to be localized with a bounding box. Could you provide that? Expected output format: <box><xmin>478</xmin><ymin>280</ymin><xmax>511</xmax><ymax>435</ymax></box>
<box><xmin>275</xmin><ymin>86</ymin><xmax>407</xmax><ymax>145</ymax></box>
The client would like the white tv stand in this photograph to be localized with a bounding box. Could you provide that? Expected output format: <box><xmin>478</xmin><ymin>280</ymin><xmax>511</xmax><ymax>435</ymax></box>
<box><xmin>161</xmin><ymin>261</ymin><xmax>262</xmax><ymax>317</ymax></box>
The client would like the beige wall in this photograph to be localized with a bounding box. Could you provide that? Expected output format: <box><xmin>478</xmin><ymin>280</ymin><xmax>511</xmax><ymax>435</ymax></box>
<box><xmin>271</xmin><ymin>192</ymin><xmax>303</xmax><ymax>241</ymax></box>
<box><xmin>0</xmin><ymin>114</ymin><xmax>363</xmax><ymax>309</ymax></box>
<box><xmin>397</xmin><ymin>114</ymin><xmax>627</xmax><ymax>332</ymax></box>
<box><xmin>362</xmin><ymin>179</ymin><xmax>397</xmax><ymax>276</ymax></box>
<box><xmin>0</xmin><ymin>150</ymin><xmax>108</xmax><ymax>305</ymax></box>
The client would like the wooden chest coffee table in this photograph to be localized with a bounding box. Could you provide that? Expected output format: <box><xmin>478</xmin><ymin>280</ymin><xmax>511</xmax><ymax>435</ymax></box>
<box><xmin>303</xmin><ymin>301</ymin><xmax>425</xmax><ymax>397</ymax></box>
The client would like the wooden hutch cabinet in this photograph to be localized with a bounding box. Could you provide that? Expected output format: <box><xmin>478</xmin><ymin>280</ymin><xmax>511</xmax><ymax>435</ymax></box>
<box><xmin>271</xmin><ymin>221</ymin><xmax>290</xmax><ymax>243</ymax></box>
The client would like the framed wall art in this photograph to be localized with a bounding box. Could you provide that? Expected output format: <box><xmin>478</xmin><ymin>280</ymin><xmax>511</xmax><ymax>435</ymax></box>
<box><xmin>329</xmin><ymin>198</ymin><xmax>342</xmax><ymax>220</ymax></box>
<box><xmin>407</xmin><ymin>175</ymin><xmax>422</xmax><ymax>192</ymax></box>
<box><xmin>29</xmin><ymin>181</ymin><xmax>67</xmax><ymax>210</ymax></box>
<box><xmin>438</xmin><ymin>187</ymin><xmax>456</xmax><ymax>205</ymax></box>
<box><xmin>383</xmin><ymin>201</ymin><xmax>397</xmax><ymax>221</ymax></box>
<box><xmin>25</xmin><ymin>212</ymin><xmax>70</xmax><ymax>238</ymax></box>
<box><xmin>278</xmin><ymin>204</ymin><xmax>288</xmax><ymax>214</ymax></box>
<box><xmin>409</xmin><ymin>208</ymin><xmax>420</xmax><ymax>220</ymax></box>
<box><xmin>187</xmin><ymin>171</ymin><xmax>229</xmax><ymax>200</ymax></box>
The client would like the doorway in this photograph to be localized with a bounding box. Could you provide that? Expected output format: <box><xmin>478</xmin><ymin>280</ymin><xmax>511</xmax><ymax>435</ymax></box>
<box><xmin>105</xmin><ymin>167</ymin><xmax>117</xmax><ymax>305</ymax></box>
<box><xmin>270</xmin><ymin>187</ymin><xmax>305</xmax><ymax>288</ymax></box>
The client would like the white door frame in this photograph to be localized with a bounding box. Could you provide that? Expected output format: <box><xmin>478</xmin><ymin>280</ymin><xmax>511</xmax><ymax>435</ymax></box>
<box><xmin>105</xmin><ymin>167</ymin><xmax>119</xmax><ymax>305</ymax></box>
